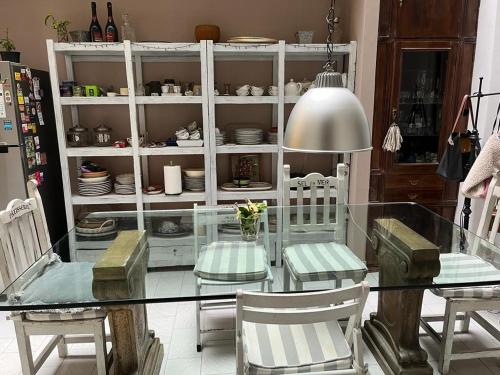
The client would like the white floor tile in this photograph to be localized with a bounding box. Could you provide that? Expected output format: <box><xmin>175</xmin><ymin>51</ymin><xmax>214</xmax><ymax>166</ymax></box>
<box><xmin>168</xmin><ymin>328</ymin><xmax>202</xmax><ymax>359</ymax></box>
<box><xmin>201</xmin><ymin>341</ymin><xmax>236</xmax><ymax>375</ymax></box>
<box><xmin>164</xmin><ymin>357</ymin><xmax>201</xmax><ymax>375</ymax></box>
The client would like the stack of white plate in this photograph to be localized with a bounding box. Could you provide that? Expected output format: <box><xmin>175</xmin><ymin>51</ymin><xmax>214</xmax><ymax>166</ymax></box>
<box><xmin>216</xmin><ymin>131</ymin><xmax>228</xmax><ymax>146</ymax></box>
<box><xmin>235</xmin><ymin>128</ymin><xmax>264</xmax><ymax>145</ymax></box>
<box><xmin>267</xmin><ymin>131</ymin><xmax>278</xmax><ymax>144</ymax></box>
<box><xmin>78</xmin><ymin>173</ymin><xmax>112</xmax><ymax>196</ymax></box>
<box><xmin>183</xmin><ymin>169</ymin><xmax>205</xmax><ymax>191</ymax></box>
<box><xmin>114</xmin><ymin>173</ymin><xmax>135</xmax><ymax>195</ymax></box>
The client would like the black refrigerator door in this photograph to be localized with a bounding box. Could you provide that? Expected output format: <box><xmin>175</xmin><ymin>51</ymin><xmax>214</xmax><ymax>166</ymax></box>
<box><xmin>10</xmin><ymin>64</ymin><xmax>68</xmax><ymax>253</ymax></box>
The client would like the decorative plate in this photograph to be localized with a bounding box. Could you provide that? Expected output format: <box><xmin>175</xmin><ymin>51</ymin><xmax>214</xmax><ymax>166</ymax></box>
<box><xmin>220</xmin><ymin>182</ymin><xmax>272</xmax><ymax>191</ymax></box>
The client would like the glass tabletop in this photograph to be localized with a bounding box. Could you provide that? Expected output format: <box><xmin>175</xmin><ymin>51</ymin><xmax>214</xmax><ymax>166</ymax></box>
<box><xmin>1</xmin><ymin>202</ymin><xmax>500</xmax><ymax>311</ymax></box>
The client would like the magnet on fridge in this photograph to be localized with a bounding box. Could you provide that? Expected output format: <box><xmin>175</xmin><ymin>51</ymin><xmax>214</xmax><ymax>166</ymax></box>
<box><xmin>40</xmin><ymin>152</ymin><xmax>47</xmax><ymax>165</ymax></box>
<box><xmin>16</xmin><ymin>83</ymin><xmax>22</xmax><ymax>94</ymax></box>
<box><xmin>35</xmin><ymin>152</ymin><xmax>41</xmax><ymax>165</ymax></box>
<box><xmin>17</xmin><ymin>96</ymin><xmax>24</xmax><ymax>105</ymax></box>
<box><xmin>3</xmin><ymin>120</ymin><xmax>12</xmax><ymax>130</ymax></box>
<box><xmin>24</xmin><ymin>97</ymin><xmax>29</xmax><ymax>105</ymax></box>
<box><xmin>31</xmin><ymin>107</ymin><xmax>36</xmax><ymax>116</ymax></box>
<box><xmin>26</xmin><ymin>68</ymin><xmax>31</xmax><ymax>79</ymax></box>
<box><xmin>20</xmin><ymin>69</ymin><xmax>26</xmax><ymax>80</ymax></box>
<box><xmin>21</xmin><ymin>123</ymin><xmax>28</xmax><ymax>133</ymax></box>
<box><xmin>34</xmin><ymin>136</ymin><xmax>40</xmax><ymax>149</ymax></box>
<box><xmin>14</xmin><ymin>72</ymin><xmax>21</xmax><ymax>81</ymax></box>
<box><xmin>31</xmin><ymin>123</ymin><xmax>37</xmax><ymax>134</ymax></box>
<box><xmin>19</xmin><ymin>104</ymin><xmax>25</xmax><ymax>113</ymax></box>
<box><xmin>4</xmin><ymin>90</ymin><xmax>12</xmax><ymax>103</ymax></box>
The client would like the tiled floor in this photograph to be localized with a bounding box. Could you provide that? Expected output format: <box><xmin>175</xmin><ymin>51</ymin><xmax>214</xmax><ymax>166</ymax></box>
<box><xmin>0</xmin><ymin>290</ymin><xmax>499</xmax><ymax>374</ymax></box>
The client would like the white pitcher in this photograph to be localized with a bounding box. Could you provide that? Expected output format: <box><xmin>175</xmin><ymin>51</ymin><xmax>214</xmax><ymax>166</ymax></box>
<box><xmin>285</xmin><ymin>79</ymin><xmax>303</xmax><ymax>96</ymax></box>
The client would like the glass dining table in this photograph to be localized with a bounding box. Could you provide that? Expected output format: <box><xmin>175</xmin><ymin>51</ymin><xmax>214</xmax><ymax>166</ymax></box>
<box><xmin>1</xmin><ymin>203</ymin><xmax>500</xmax><ymax>375</ymax></box>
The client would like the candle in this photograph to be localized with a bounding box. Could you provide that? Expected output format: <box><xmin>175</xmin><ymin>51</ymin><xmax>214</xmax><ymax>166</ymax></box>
<box><xmin>164</xmin><ymin>164</ymin><xmax>182</xmax><ymax>195</ymax></box>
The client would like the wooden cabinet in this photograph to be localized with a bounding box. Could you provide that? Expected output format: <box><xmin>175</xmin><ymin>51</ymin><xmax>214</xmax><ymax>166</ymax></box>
<box><xmin>370</xmin><ymin>0</ymin><xmax>479</xmax><ymax>228</ymax></box>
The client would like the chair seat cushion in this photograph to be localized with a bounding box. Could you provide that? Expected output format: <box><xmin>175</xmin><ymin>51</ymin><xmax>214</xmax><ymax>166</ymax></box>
<box><xmin>242</xmin><ymin>320</ymin><xmax>352</xmax><ymax>374</ymax></box>
<box><xmin>194</xmin><ymin>241</ymin><xmax>268</xmax><ymax>282</ymax></box>
<box><xmin>432</xmin><ymin>253</ymin><xmax>500</xmax><ymax>298</ymax></box>
<box><xmin>283</xmin><ymin>242</ymin><xmax>367</xmax><ymax>282</ymax></box>
<box><xmin>24</xmin><ymin>309</ymin><xmax>106</xmax><ymax>321</ymax></box>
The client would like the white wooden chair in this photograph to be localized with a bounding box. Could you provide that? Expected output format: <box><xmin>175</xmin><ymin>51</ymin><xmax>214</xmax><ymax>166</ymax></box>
<box><xmin>236</xmin><ymin>281</ymin><xmax>370</xmax><ymax>375</ymax></box>
<box><xmin>282</xmin><ymin>164</ymin><xmax>367</xmax><ymax>291</ymax></box>
<box><xmin>0</xmin><ymin>180</ymin><xmax>109</xmax><ymax>375</ymax></box>
<box><xmin>420</xmin><ymin>171</ymin><xmax>500</xmax><ymax>374</ymax></box>
<box><xmin>193</xmin><ymin>203</ymin><xmax>273</xmax><ymax>351</ymax></box>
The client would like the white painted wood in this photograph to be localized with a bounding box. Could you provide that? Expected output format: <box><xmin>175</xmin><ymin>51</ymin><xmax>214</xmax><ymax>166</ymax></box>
<box><xmin>276</xmin><ymin>41</ymin><xmax>286</xmax><ymax>267</ymax></box>
<box><xmin>217</xmin><ymin>189</ymin><xmax>278</xmax><ymax>201</ymax></box>
<box><xmin>216</xmin><ymin>145</ymin><xmax>278</xmax><ymax>154</ymax></box>
<box><xmin>200</xmin><ymin>40</ymin><xmax>213</xmax><ymax>205</ymax></box>
<box><xmin>347</xmin><ymin>41</ymin><xmax>357</xmax><ymax>92</ymax></box>
<box><xmin>284</xmin><ymin>96</ymin><xmax>301</xmax><ymax>103</ymax></box>
<box><xmin>236</xmin><ymin>281</ymin><xmax>369</xmax><ymax>375</ymax></box>
<box><xmin>66</xmin><ymin>147</ymin><xmax>133</xmax><ymax>157</ymax></box>
<box><xmin>53</xmin><ymin>41</ymin><xmax>124</xmax><ymax>54</ymax></box>
<box><xmin>206</xmin><ymin>40</ymin><xmax>218</xmax><ymax>205</ymax></box>
<box><xmin>142</xmin><ymin>192</ymin><xmax>206</xmax><ymax>204</ymax></box>
<box><xmin>135</xmin><ymin>96</ymin><xmax>203</xmax><ymax>104</ymax></box>
<box><xmin>135</xmin><ymin>55</ymin><xmax>150</xmax><ymax>192</ymax></box>
<box><xmin>139</xmin><ymin>146</ymin><xmax>205</xmax><ymax>156</ymax></box>
<box><xmin>60</xmin><ymin>96</ymin><xmax>129</xmax><ymax>105</ymax></box>
<box><xmin>215</xmin><ymin>96</ymin><xmax>278</xmax><ymax>105</ymax></box>
<box><xmin>71</xmin><ymin>193</ymin><xmax>137</xmax><ymax>205</ymax></box>
<box><xmin>131</xmin><ymin>42</ymin><xmax>201</xmax><ymax>54</ymax></box>
<box><xmin>213</xmin><ymin>43</ymin><xmax>279</xmax><ymax>55</ymax></box>
<box><xmin>63</xmin><ymin>55</ymin><xmax>79</xmax><ymax>128</ymax></box>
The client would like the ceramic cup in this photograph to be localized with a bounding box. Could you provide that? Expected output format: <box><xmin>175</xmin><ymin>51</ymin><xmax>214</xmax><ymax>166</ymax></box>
<box><xmin>268</xmin><ymin>86</ymin><xmax>279</xmax><ymax>96</ymax></box>
<box><xmin>251</xmin><ymin>86</ymin><xmax>264</xmax><ymax>96</ymax></box>
<box><xmin>119</xmin><ymin>87</ymin><xmax>129</xmax><ymax>96</ymax></box>
<box><xmin>295</xmin><ymin>30</ymin><xmax>314</xmax><ymax>44</ymax></box>
<box><xmin>173</xmin><ymin>85</ymin><xmax>182</xmax><ymax>94</ymax></box>
<box><xmin>236</xmin><ymin>85</ymin><xmax>250</xmax><ymax>96</ymax></box>
<box><xmin>193</xmin><ymin>85</ymin><xmax>202</xmax><ymax>96</ymax></box>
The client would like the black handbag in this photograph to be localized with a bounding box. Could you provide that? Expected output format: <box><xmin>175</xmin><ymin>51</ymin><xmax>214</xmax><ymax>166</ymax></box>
<box><xmin>437</xmin><ymin>95</ymin><xmax>475</xmax><ymax>182</ymax></box>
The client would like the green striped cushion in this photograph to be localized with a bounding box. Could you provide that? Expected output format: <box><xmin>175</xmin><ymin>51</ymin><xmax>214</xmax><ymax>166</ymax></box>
<box><xmin>283</xmin><ymin>242</ymin><xmax>367</xmax><ymax>282</ymax></box>
<box><xmin>194</xmin><ymin>241</ymin><xmax>269</xmax><ymax>282</ymax></box>
<box><xmin>432</xmin><ymin>253</ymin><xmax>500</xmax><ymax>298</ymax></box>
<box><xmin>24</xmin><ymin>309</ymin><xmax>106</xmax><ymax>321</ymax></box>
<box><xmin>242</xmin><ymin>320</ymin><xmax>352</xmax><ymax>374</ymax></box>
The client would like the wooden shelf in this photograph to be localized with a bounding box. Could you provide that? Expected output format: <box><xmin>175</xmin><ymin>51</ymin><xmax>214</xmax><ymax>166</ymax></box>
<box><xmin>217</xmin><ymin>188</ymin><xmax>278</xmax><ymax>201</ymax></box>
<box><xmin>66</xmin><ymin>147</ymin><xmax>133</xmax><ymax>157</ymax></box>
<box><xmin>71</xmin><ymin>193</ymin><xmax>137</xmax><ymax>205</ymax></box>
<box><xmin>142</xmin><ymin>192</ymin><xmax>206</xmax><ymax>203</ymax></box>
<box><xmin>215</xmin><ymin>96</ymin><xmax>278</xmax><ymax>104</ymax></box>
<box><xmin>216</xmin><ymin>144</ymin><xmax>278</xmax><ymax>154</ymax></box>
<box><xmin>284</xmin><ymin>96</ymin><xmax>301</xmax><ymax>103</ymax></box>
<box><xmin>135</xmin><ymin>96</ymin><xmax>202</xmax><ymax>104</ymax></box>
<box><xmin>60</xmin><ymin>96</ymin><xmax>129</xmax><ymax>105</ymax></box>
<box><xmin>140</xmin><ymin>147</ymin><xmax>205</xmax><ymax>156</ymax></box>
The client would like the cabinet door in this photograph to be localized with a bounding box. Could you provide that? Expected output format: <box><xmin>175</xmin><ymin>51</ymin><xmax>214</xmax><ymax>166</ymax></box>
<box><xmin>395</xmin><ymin>0</ymin><xmax>465</xmax><ymax>38</ymax></box>
<box><xmin>387</xmin><ymin>40</ymin><xmax>458</xmax><ymax>173</ymax></box>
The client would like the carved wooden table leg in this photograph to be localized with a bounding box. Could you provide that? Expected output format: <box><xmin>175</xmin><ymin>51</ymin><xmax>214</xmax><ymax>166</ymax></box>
<box><xmin>363</xmin><ymin>219</ymin><xmax>440</xmax><ymax>375</ymax></box>
<box><xmin>93</xmin><ymin>231</ymin><xmax>164</xmax><ymax>375</ymax></box>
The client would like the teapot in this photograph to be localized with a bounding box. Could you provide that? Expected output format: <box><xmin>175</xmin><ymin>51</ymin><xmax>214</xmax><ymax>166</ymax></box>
<box><xmin>285</xmin><ymin>79</ymin><xmax>303</xmax><ymax>96</ymax></box>
<box><xmin>300</xmin><ymin>78</ymin><xmax>313</xmax><ymax>95</ymax></box>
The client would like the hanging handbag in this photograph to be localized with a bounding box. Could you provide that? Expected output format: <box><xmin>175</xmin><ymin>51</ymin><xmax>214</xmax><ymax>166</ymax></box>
<box><xmin>437</xmin><ymin>95</ymin><xmax>475</xmax><ymax>182</ymax></box>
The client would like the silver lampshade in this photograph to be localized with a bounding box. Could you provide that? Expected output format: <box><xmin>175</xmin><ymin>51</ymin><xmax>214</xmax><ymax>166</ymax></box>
<box><xmin>283</xmin><ymin>87</ymin><xmax>372</xmax><ymax>153</ymax></box>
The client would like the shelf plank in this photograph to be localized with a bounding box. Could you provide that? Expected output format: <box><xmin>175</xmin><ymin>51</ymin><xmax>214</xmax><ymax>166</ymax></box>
<box><xmin>132</xmin><ymin>42</ymin><xmax>201</xmax><ymax>55</ymax></box>
<box><xmin>285</xmin><ymin>43</ymin><xmax>349</xmax><ymax>61</ymax></box>
<box><xmin>217</xmin><ymin>188</ymin><xmax>278</xmax><ymax>201</ymax></box>
<box><xmin>53</xmin><ymin>42</ymin><xmax>124</xmax><ymax>55</ymax></box>
<box><xmin>216</xmin><ymin>144</ymin><xmax>278</xmax><ymax>154</ymax></box>
<box><xmin>143</xmin><ymin>192</ymin><xmax>206</xmax><ymax>203</ymax></box>
<box><xmin>135</xmin><ymin>96</ymin><xmax>202</xmax><ymax>104</ymax></box>
<box><xmin>66</xmin><ymin>147</ymin><xmax>134</xmax><ymax>157</ymax></box>
<box><xmin>284</xmin><ymin>96</ymin><xmax>301</xmax><ymax>104</ymax></box>
<box><xmin>60</xmin><ymin>97</ymin><xmax>129</xmax><ymax>105</ymax></box>
<box><xmin>140</xmin><ymin>147</ymin><xmax>205</xmax><ymax>156</ymax></box>
<box><xmin>72</xmin><ymin>194</ymin><xmax>137</xmax><ymax>205</ymax></box>
<box><xmin>215</xmin><ymin>96</ymin><xmax>278</xmax><ymax>104</ymax></box>
<box><xmin>213</xmin><ymin>43</ymin><xmax>279</xmax><ymax>55</ymax></box>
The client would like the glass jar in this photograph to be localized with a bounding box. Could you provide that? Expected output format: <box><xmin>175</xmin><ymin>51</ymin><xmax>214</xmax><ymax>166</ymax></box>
<box><xmin>66</xmin><ymin>125</ymin><xmax>89</xmax><ymax>147</ymax></box>
<box><xmin>93</xmin><ymin>125</ymin><xmax>112</xmax><ymax>147</ymax></box>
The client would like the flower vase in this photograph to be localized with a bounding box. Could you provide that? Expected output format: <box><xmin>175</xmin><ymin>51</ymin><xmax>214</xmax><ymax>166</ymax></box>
<box><xmin>239</xmin><ymin>216</ymin><xmax>261</xmax><ymax>242</ymax></box>
<box><xmin>57</xmin><ymin>30</ymin><xmax>69</xmax><ymax>43</ymax></box>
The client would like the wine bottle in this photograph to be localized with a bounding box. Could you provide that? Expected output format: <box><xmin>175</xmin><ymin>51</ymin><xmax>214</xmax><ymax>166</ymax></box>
<box><xmin>89</xmin><ymin>2</ymin><xmax>103</xmax><ymax>42</ymax></box>
<box><xmin>105</xmin><ymin>2</ymin><xmax>118</xmax><ymax>42</ymax></box>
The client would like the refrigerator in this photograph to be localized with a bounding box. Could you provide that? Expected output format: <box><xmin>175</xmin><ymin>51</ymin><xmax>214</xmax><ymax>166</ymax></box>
<box><xmin>0</xmin><ymin>61</ymin><xmax>67</xmax><ymax>246</ymax></box>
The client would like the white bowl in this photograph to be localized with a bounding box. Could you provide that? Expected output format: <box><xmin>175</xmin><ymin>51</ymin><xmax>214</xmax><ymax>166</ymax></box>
<box><xmin>176</xmin><ymin>140</ymin><xmax>204</xmax><ymax>147</ymax></box>
<box><xmin>236</xmin><ymin>90</ymin><xmax>249</xmax><ymax>96</ymax></box>
<box><xmin>184</xmin><ymin>168</ymin><xmax>205</xmax><ymax>177</ymax></box>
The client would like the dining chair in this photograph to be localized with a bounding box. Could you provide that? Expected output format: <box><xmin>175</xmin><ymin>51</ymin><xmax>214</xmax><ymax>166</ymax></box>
<box><xmin>193</xmin><ymin>203</ymin><xmax>273</xmax><ymax>351</ymax></box>
<box><xmin>420</xmin><ymin>171</ymin><xmax>500</xmax><ymax>374</ymax></box>
<box><xmin>282</xmin><ymin>164</ymin><xmax>367</xmax><ymax>291</ymax></box>
<box><xmin>0</xmin><ymin>180</ymin><xmax>109</xmax><ymax>375</ymax></box>
<box><xmin>236</xmin><ymin>281</ymin><xmax>370</xmax><ymax>375</ymax></box>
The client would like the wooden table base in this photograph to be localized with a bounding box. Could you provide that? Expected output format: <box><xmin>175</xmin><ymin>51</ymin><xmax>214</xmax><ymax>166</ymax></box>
<box><xmin>363</xmin><ymin>219</ymin><xmax>440</xmax><ymax>375</ymax></box>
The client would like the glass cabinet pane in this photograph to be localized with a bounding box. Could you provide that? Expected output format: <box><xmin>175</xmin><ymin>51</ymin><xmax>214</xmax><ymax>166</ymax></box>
<box><xmin>396</xmin><ymin>51</ymin><xmax>448</xmax><ymax>164</ymax></box>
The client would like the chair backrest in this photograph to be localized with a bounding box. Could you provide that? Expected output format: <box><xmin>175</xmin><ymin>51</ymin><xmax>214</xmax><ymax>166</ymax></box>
<box><xmin>476</xmin><ymin>172</ymin><xmax>500</xmax><ymax>245</ymax></box>
<box><xmin>236</xmin><ymin>281</ymin><xmax>369</xmax><ymax>346</ymax></box>
<box><xmin>193</xmin><ymin>202</ymin><xmax>270</xmax><ymax>260</ymax></box>
<box><xmin>0</xmin><ymin>180</ymin><xmax>51</xmax><ymax>286</ymax></box>
<box><xmin>283</xmin><ymin>164</ymin><xmax>348</xmax><ymax>244</ymax></box>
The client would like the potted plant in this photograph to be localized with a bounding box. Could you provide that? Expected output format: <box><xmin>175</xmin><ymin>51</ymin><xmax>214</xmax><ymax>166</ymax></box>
<box><xmin>44</xmin><ymin>14</ymin><xmax>70</xmax><ymax>42</ymax></box>
<box><xmin>0</xmin><ymin>29</ymin><xmax>20</xmax><ymax>63</ymax></box>
<box><xmin>235</xmin><ymin>199</ymin><xmax>267</xmax><ymax>241</ymax></box>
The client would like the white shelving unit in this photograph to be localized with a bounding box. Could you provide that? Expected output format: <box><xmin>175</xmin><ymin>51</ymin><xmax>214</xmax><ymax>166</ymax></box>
<box><xmin>46</xmin><ymin>40</ymin><xmax>356</xmax><ymax>264</ymax></box>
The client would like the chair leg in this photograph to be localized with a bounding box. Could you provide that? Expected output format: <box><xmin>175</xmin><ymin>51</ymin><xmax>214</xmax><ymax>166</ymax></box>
<box><xmin>93</xmin><ymin>321</ymin><xmax>108</xmax><ymax>375</ymax></box>
<box><xmin>196</xmin><ymin>282</ymin><xmax>202</xmax><ymax>352</ymax></box>
<box><xmin>260</xmin><ymin>281</ymin><xmax>265</xmax><ymax>292</ymax></box>
<box><xmin>268</xmin><ymin>278</ymin><xmax>273</xmax><ymax>292</ymax></box>
<box><xmin>56</xmin><ymin>335</ymin><xmax>68</xmax><ymax>358</ymax></box>
<box><xmin>439</xmin><ymin>300</ymin><xmax>457</xmax><ymax>375</ymax></box>
<box><xmin>14</xmin><ymin>321</ymin><xmax>35</xmax><ymax>375</ymax></box>
<box><xmin>460</xmin><ymin>311</ymin><xmax>471</xmax><ymax>333</ymax></box>
<box><xmin>295</xmin><ymin>281</ymin><xmax>303</xmax><ymax>291</ymax></box>
<box><xmin>283</xmin><ymin>263</ymin><xmax>291</xmax><ymax>292</ymax></box>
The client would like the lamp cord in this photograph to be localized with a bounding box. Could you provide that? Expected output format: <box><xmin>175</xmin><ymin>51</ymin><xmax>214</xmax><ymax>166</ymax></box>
<box><xmin>325</xmin><ymin>0</ymin><xmax>338</xmax><ymax>71</ymax></box>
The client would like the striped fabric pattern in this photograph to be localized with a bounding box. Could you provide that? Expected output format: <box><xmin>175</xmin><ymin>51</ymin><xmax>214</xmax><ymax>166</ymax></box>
<box><xmin>194</xmin><ymin>241</ymin><xmax>268</xmax><ymax>282</ymax></box>
<box><xmin>24</xmin><ymin>309</ymin><xmax>106</xmax><ymax>321</ymax></box>
<box><xmin>433</xmin><ymin>253</ymin><xmax>500</xmax><ymax>298</ymax></box>
<box><xmin>242</xmin><ymin>320</ymin><xmax>352</xmax><ymax>374</ymax></box>
<box><xmin>283</xmin><ymin>242</ymin><xmax>367</xmax><ymax>282</ymax></box>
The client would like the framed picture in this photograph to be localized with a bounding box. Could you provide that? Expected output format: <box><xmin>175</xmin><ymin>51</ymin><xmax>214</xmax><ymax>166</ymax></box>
<box><xmin>230</xmin><ymin>154</ymin><xmax>261</xmax><ymax>181</ymax></box>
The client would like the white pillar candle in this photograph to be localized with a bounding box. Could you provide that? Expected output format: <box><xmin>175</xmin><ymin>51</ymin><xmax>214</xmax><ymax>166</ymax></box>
<box><xmin>164</xmin><ymin>164</ymin><xmax>182</xmax><ymax>195</ymax></box>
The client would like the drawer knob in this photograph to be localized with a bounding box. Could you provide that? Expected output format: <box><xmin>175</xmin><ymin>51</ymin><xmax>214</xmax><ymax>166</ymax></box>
<box><xmin>408</xmin><ymin>193</ymin><xmax>418</xmax><ymax>200</ymax></box>
<box><xmin>409</xmin><ymin>179</ymin><xmax>419</xmax><ymax>186</ymax></box>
